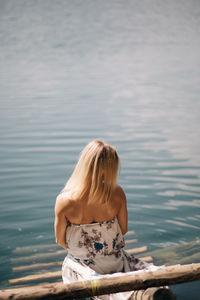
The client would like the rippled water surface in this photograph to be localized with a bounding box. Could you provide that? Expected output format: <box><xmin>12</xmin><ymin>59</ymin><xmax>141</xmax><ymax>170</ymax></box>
<box><xmin>0</xmin><ymin>0</ymin><xmax>200</xmax><ymax>298</ymax></box>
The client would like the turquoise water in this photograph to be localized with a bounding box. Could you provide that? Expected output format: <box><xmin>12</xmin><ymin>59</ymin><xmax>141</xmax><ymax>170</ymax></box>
<box><xmin>0</xmin><ymin>0</ymin><xmax>200</xmax><ymax>298</ymax></box>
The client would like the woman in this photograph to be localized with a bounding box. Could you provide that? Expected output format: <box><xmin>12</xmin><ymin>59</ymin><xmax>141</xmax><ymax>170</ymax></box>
<box><xmin>54</xmin><ymin>140</ymin><xmax>157</xmax><ymax>299</ymax></box>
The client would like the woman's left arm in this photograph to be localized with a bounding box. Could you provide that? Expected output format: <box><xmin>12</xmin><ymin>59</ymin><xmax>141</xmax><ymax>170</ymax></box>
<box><xmin>116</xmin><ymin>185</ymin><xmax>128</xmax><ymax>235</ymax></box>
<box><xmin>54</xmin><ymin>196</ymin><xmax>68</xmax><ymax>249</ymax></box>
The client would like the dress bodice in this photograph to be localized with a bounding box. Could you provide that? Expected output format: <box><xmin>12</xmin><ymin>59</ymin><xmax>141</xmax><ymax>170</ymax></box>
<box><xmin>66</xmin><ymin>216</ymin><xmax>125</xmax><ymax>267</ymax></box>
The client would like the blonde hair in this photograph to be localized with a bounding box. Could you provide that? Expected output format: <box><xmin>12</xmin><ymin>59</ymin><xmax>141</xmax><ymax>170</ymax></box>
<box><xmin>63</xmin><ymin>140</ymin><xmax>120</xmax><ymax>204</ymax></box>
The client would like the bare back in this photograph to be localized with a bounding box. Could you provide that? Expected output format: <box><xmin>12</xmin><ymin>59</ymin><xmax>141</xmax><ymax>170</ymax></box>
<box><xmin>65</xmin><ymin>193</ymin><xmax>120</xmax><ymax>225</ymax></box>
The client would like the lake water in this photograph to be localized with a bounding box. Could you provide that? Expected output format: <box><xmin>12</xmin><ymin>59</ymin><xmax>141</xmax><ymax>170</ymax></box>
<box><xmin>0</xmin><ymin>0</ymin><xmax>200</xmax><ymax>298</ymax></box>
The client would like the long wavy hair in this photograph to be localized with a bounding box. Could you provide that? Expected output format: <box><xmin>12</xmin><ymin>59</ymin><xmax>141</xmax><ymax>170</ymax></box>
<box><xmin>62</xmin><ymin>140</ymin><xmax>120</xmax><ymax>204</ymax></box>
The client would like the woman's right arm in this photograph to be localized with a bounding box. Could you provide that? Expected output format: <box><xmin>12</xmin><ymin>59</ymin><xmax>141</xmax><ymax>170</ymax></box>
<box><xmin>54</xmin><ymin>195</ymin><xmax>68</xmax><ymax>249</ymax></box>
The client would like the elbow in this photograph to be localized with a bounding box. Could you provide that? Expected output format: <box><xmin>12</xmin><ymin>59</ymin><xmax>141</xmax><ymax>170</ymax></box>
<box><xmin>122</xmin><ymin>228</ymin><xmax>128</xmax><ymax>235</ymax></box>
<box><xmin>55</xmin><ymin>238</ymin><xmax>67</xmax><ymax>250</ymax></box>
<box><xmin>55</xmin><ymin>238</ymin><xmax>60</xmax><ymax>247</ymax></box>
<box><xmin>122</xmin><ymin>224</ymin><xmax>128</xmax><ymax>235</ymax></box>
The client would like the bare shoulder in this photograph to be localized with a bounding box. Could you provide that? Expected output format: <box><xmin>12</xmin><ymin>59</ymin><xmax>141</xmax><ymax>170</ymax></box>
<box><xmin>113</xmin><ymin>184</ymin><xmax>127</xmax><ymax>206</ymax></box>
<box><xmin>55</xmin><ymin>192</ymin><xmax>73</xmax><ymax>215</ymax></box>
<box><xmin>114</xmin><ymin>184</ymin><xmax>126</xmax><ymax>199</ymax></box>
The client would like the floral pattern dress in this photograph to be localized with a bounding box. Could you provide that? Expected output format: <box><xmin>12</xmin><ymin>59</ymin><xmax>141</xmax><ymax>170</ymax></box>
<box><xmin>62</xmin><ymin>216</ymin><xmax>158</xmax><ymax>300</ymax></box>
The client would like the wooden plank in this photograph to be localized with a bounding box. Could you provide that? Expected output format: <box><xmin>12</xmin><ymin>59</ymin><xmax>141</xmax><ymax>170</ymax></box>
<box><xmin>9</xmin><ymin>271</ymin><xmax>62</xmax><ymax>284</ymax></box>
<box><xmin>125</xmin><ymin>239</ymin><xmax>138</xmax><ymax>244</ymax></box>
<box><xmin>125</xmin><ymin>230</ymin><xmax>135</xmax><ymax>236</ymax></box>
<box><xmin>13</xmin><ymin>244</ymin><xmax>60</xmax><ymax>255</ymax></box>
<box><xmin>2</xmin><ymin>263</ymin><xmax>200</xmax><ymax>299</ymax></box>
<box><xmin>126</xmin><ymin>246</ymin><xmax>147</xmax><ymax>254</ymax></box>
<box><xmin>138</xmin><ymin>256</ymin><xmax>153</xmax><ymax>263</ymax></box>
<box><xmin>13</xmin><ymin>262</ymin><xmax>62</xmax><ymax>272</ymax></box>
<box><xmin>11</xmin><ymin>250</ymin><xmax>66</xmax><ymax>263</ymax></box>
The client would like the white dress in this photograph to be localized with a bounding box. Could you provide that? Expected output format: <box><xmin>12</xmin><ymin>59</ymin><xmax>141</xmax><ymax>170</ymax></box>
<box><xmin>62</xmin><ymin>216</ymin><xmax>159</xmax><ymax>299</ymax></box>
